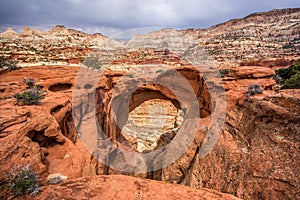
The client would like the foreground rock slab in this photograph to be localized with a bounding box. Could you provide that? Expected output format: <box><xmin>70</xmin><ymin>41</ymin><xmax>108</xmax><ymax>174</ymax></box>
<box><xmin>22</xmin><ymin>175</ymin><xmax>241</xmax><ymax>200</ymax></box>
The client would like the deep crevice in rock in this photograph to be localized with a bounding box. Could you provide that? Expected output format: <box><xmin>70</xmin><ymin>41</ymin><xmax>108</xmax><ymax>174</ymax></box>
<box><xmin>27</xmin><ymin>130</ymin><xmax>58</xmax><ymax>148</ymax></box>
<box><xmin>92</xmin><ymin>67</ymin><xmax>213</xmax><ymax>179</ymax></box>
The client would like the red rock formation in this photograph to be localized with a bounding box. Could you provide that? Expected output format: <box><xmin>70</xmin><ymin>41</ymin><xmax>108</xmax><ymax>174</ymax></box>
<box><xmin>0</xmin><ymin>8</ymin><xmax>299</xmax><ymax>200</ymax></box>
<box><xmin>0</xmin><ymin>63</ymin><xmax>298</xmax><ymax>199</ymax></box>
<box><xmin>12</xmin><ymin>175</ymin><xmax>240</xmax><ymax>200</ymax></box>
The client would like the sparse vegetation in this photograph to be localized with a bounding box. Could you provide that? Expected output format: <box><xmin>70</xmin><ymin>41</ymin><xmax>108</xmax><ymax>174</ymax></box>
<box><xmin>14</xmin><ymin>89</ymin><xmax>45</xmax><ymax>105</ymax></box>
<box><xmin>275</xmin><ymin>59</ymin><xmax>300</xmax><ymax>89</ymax></box>
<box><xmin>82</xmin><ymin>56</ymin><xmax>102</xmax><ymax>69</ymax></box>
<box><xmin>126</xmin><ymin>73</ymin><xmax>134</xmax><ymax>78</ymax></box>
<box><xmin>219</xmin><ymin>69</ymin><xmax>229</xmax><ymax>78</ymax></box>
<box><xmin>0</xmin><ymin>57</ymin><xmax>20</xmax><ymax>71</ymax></box>
<box><xmin>23</xmin><ymin>78</ymin><xmax>36</xmax><ymax>88</ymax></box>
<box><xmin>246</xmin><ymin>84</ymin><xmax>263</xmax><ymax>96</ymax></box>
<box><xmin>282</xmin><ymin>71</ymin><xmax>300</xmax><ymax>89</ymax></box>
<box><xmin>7</xmin><ymin>165</ymin><xmax>40</xmax><ymax>196</ymax></box>
<box><xmin>14</xmin><ymin>78</ymin><xmax>45</xmax><ymax>105</ymax></box>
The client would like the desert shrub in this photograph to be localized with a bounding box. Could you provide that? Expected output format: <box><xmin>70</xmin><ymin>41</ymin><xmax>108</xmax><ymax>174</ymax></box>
<box><xmin>0</xmin><ymin>57</ymin><xmax>19</xmax><ymax>71</ymax></box>
<box><xmin>282</xmin><ymin>71</ymin><xmax>300</xmax><ymax>89</ymax></box>
<box><xmin>156</xmin><ymin>69</ymin><xmax>164</xmax><ymax>73</ymax></box>
<box><xmin>275</xmin><ymin>59</ymin><xmax>300</xmax><ymax>89</ymax></box>
<box><xmin>276</xmin><ymin>59</ymin><xmax>300</xmax><ymax>80</ymax></box>
<box><xmin>14</xmin><ymin>88</ymin><xmax>45</xmax><ymax>105</ymax></box>
<box><xmin>126</xmin><ymin>73</ymin><xmax>134</xmax><ymax>78</ymax></box>
<box><xmin>82</xmin><ymin>56</ymin><xmax>102</xmax><ymax>69</ymax></box>
<box><xmin>6</xmin><ymin>60</ymin><xmax>19</xmax><ymax>70</ymax></box>
<box><xmin>246</xmin><ymin>84</ymin><xmax>263</xmax><ymax>96</ymax></box>
<box><xmin>219</xmin><ymin>69</ymin><xmax>229</xmax><ymax>78</ymax></box>
<box><xmin>273</xmin><ymin>74</ymin><xmax>283</xmax><ymax>84</ymax></box>
<box><xmin>7</xmin><ymin>165</ymin><xmax>40</xmax><ymax>196</ymax></box>
<box><xmin>14</xmin><ymin>78</ymin><xmax>45</xmax><ymax>105</ymax></box>
<box><xmin>23</xmin><ymin>78</ymin><xmax>36</xmax><ymax>88</ymax></box>
<box><xmin>0</xmin><ymin>57</ymin><xmax>6</xmax><ymax>68</ymax></box>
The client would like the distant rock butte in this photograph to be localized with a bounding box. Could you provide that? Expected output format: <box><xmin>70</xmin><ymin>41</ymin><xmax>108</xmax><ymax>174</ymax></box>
<box><xmin>0</xmin><ymin>27</ymin><xmax>19</xmax><ymax>38</ymax></box>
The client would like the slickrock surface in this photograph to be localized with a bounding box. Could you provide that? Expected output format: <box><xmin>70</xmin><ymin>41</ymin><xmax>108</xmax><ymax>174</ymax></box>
<box><xmin>0</xmin><ymin>8</ymin><xmax>299</xmax><ymax>200</ymax></box>
<box><xmin>17</xmin><ymin>175</ymin><xmax>241</xmax><ymax>200</ymax></box>
<box><xmin>0</xmin><ymin>63</ymin><xmax>299</xmax><ymax>199</ymax></box>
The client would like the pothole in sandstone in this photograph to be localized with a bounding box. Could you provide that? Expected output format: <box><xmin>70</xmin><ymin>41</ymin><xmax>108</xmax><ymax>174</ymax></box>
<box><xmin>121</xmin><ymin>99</ymin><xmax>184</xmax><ymax>153</ymax></box>
<box><xmin>48</xmin><ymin>83</ymin><xmax>72</xmax><ymax>92</ymax></box>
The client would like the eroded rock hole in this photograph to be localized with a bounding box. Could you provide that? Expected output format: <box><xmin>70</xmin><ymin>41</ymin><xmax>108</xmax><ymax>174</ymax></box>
<box><xmin>48</xmin><ymin>83</ymin><xmax>72</xmax><ymax>92</ymax></box>
<box><xmin>122</xmin><ymin>99</ymin><xmax>183</xmax><ymax>152</ymax></box>
<box><xmin>50</xmin><ymin>105</ymin><xmax>64</xmax><ymax>114</ymax></box>
<box><xmin>27</xmin><ymin>130</ymin><xmax>58</xmax><ymax>147</ymax></box>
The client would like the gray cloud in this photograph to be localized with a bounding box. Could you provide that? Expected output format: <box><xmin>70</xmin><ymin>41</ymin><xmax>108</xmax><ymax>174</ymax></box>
<box><xmin>0</xmin><ymin>0</ymin><xmax>299</xmax><ymax>36</ymax></box>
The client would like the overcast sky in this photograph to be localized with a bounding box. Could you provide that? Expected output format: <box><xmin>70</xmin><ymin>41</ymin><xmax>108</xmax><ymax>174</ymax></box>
<box><xmin>0</xmin><ymin>0</ymin><xmax>299</xmax><ymax>36</ymax></box>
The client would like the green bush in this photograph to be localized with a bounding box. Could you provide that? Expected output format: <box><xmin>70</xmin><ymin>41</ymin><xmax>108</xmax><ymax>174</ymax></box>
<box><xmin>14</xmin><ymin>78</ymin><xmax>45</xmax><ymax>105</ymax></box>
<box><xmin>276</xmin><ymin>60</ymin><xmax>300</xmax><ymax>80</ymax></box>
<box><xmin>8</xmin><ymin>165</ymin><xmax>40</xmax><ymax>196</ymax></box>
<box><xmin>0</xmin><ymin>57</ymin><xmax>6</xmax><ymax>68</ymax></box>
<box><xmin>23</xmin><ymin>78</ymin><xmax>35</xmax><ymax>88</ymax></box>
<box><xmin>276</xmin><ymin>59</ymin><xmax>300</xmax><ymax>89</ymax></box>
<box><xmin>14</xmin><ymin>89</ymin><xmax>45</xmax><ymax>105</ymax></box>
<box><xmin>82</xmin><ymin>56</ymin><xmax>102</xmax><ymax>69</ymax></box>
<box><xmin>0</xmin><ymin>57</ymin><xmax>19</xmax><ymax>71</ymax></box>
<box><xmin>282</xmin><ymin>71</ymin><xmax>300</xmax><ymax>89</ymax></box>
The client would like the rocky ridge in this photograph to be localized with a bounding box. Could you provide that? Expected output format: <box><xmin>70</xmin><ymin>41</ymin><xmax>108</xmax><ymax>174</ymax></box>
<box><xmin>0</xmin><ymin>7</ymin><xmax>299</xmax><ymax>200</ymax></box>
<box><xmin>0</xmin><ymin>25</ymin><xmax>106</xmax><ymax>65</ymax></box>
<box><xmin>192</xmin><ymin>8</ymin><xmax>300</xmax><ymax>67</ymax></box>
<box><xmin>0</xmin><ymin>8</ymin><xmax>299</xmax><ymax>67</ymax></box>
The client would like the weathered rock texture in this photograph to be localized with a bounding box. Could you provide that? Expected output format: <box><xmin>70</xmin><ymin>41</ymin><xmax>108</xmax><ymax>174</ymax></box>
<box><xmin>0</xmin><ymin>8</ymin><xmax>299</xmax><ymax>200</ymax></box>
<box><xmin>12</xmin><ymin>175</ymin><xmax>241</xmax><ymax>200</ymax></box>
<box><xmin>0</xmin><ymin>25</ymin><xmax>106</xmax><ymax>65</ymax></box>
<box><xmin>0</xmin><ymin>62</ymin><xmax>299</xmax><ymax>199</ymax></box>
<box><xmin>122</xmin><ymin>99</ymin><xmax>183</xmax><ymax>152</ymax></box>
<box><xmin>189</xmin><ymin>8</ymin><xmax>300</xmax><ymax>67</ymax></box>
<box><xmin>0</xmin><ymin>9</ymin><xmax>299</xmax><ymax>67</ymax></box>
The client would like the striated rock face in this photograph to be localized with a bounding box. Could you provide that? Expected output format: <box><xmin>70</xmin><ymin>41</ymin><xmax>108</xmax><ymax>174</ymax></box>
<box><xmin>0</xmin><ymin>66</ymin><xmax>85</xmax><ymax>185</ymax></box>
<box><xmin>122</xmin><ymin>99</ymin><xmax>183</xmax><ymax>152</ymax></box>
<box><xmin>1</xmin><ymin>8</ymin><xmax>299</xmax><ymax>67</ymax></box>
<box><xmin>191</xmin><ymin>8</ymin><xmax>300</xmax><ymax>67</ymax></box>
<box><xmin>178</xmin><ymin>91</ymin><xmax>300</xmax><ymax>199</ymax></box>
<box><xmin>0</xmin><ymin>25</ymin><xmax>106</xmax><ymax>65</ymax></box>
<box><xmin>0</xmin><ymin>8</ymin><xmax>299</xmax><ymax>200</ymax></box>
<box><xmin>0</xmin><ymin>63</ymin><xmax>299</xmax><ymax>199</ymax></box>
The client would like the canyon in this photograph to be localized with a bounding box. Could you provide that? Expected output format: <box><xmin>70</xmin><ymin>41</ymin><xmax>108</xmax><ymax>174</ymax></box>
<box><xmin>0</xmin><ymin>8</ymin><xmax>299</xmax><ymax>200</ymax></box>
